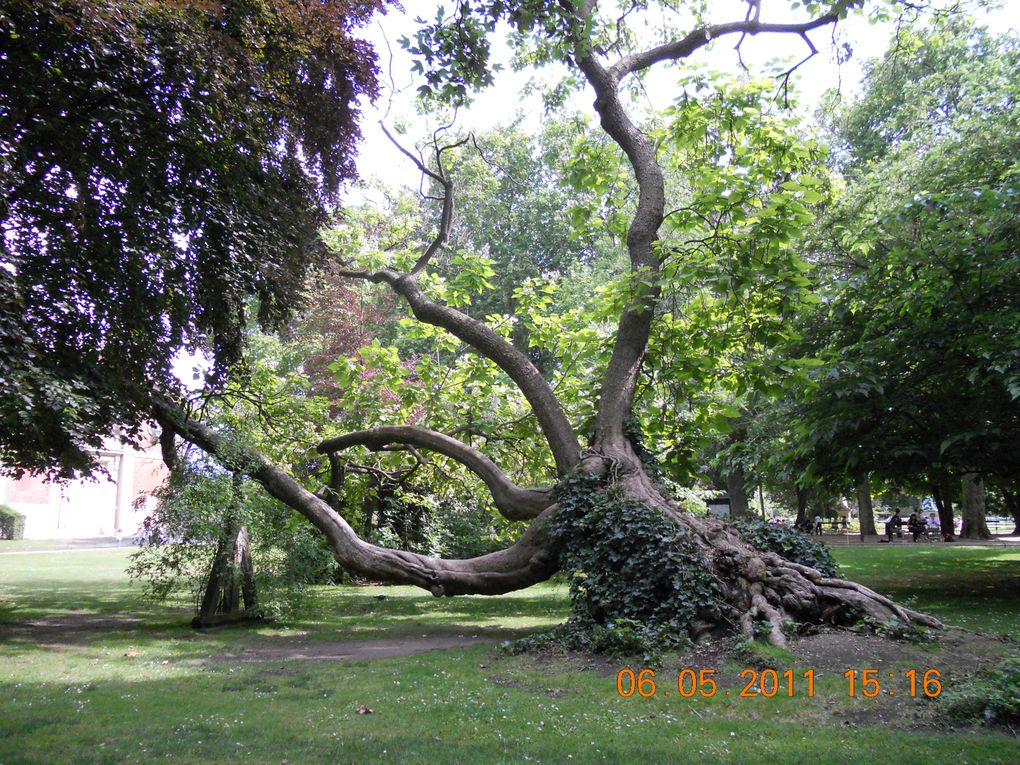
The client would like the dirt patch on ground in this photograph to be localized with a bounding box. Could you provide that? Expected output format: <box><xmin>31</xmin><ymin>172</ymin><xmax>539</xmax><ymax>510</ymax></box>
<box><xmin>0</xmin><ymin>611</ymin><xmax>533</xmax><ymax>662</ymax></box>
<box><xmin>480</xmin><ymin>626</ymin><xmax>1019</xmax><ymax>735</ymax></box>
<box><xmin>4</xmin><ymin>610</ymin><xmax>1017</xmax><ymax>730</ymax></box>
<box><xmin>209</xmin><ymin>627</ymin><xmax>532</xmax><ymax>663</ymax></box>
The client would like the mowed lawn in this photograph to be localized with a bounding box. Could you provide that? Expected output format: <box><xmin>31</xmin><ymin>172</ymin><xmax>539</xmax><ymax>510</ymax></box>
<box><xmin>0</xmin><ymin>544</ymin><xmax>1017</xmax><ymax>765</ymax></box>
<box><xmin>831</xmin><ymin>544</ymin><xmax>1020</xmax><ymax>637</ymax></box>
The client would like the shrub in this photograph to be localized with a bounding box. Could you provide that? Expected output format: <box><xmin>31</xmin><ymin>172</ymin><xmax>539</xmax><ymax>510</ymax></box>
<box><xmin>128</xmin><ymin>467</ymin><xmax>338</xmax><ymax>617</ymax></box>
<box><xmin>942</xmin><ymin>656</ymin><xmax>1020</xmax><ymax>727</ymax></box>
<box><xmin>0</xmin><ymin>505</ymin><xmax>25</xmax><ymax>540</ymax></box>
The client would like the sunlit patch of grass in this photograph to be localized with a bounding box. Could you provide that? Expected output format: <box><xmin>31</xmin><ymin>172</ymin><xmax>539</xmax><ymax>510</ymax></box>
<box><xmin>831</xmin><ymin>546</ymin><xmax>1020</xmax><ymax>636</ymax></box>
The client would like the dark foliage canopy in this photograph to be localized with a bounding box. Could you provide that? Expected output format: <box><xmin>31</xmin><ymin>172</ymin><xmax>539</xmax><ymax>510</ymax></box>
<box><xmin>0</xmin><ymin>0</ymin><xmax>387</xmax><ymax>477</ymax></box>
<box><xmin>793</xmin><ymin>17</ymin><xmax>1020</xmax><ymax>484</ymax></box>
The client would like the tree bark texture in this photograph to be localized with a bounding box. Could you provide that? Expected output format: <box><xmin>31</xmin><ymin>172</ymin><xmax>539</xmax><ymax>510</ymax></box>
<box><xmin>796</xmin><ymin>485</ymin><xmax>810</xmax><ymax>527</ymax></box>
<box><xmin>931</xmin><ymin>477</ymin><xmax>956</xmax><ymax>540</ymax></box>
<box><xmin>726</xmin><ymin>466</ymin><xmax>752</xmax><ymax>520</ymax></box>
<box><xmin>855</xmin><ymin>471</ymin><xmax>877</xmax><ymax>537</ymax></box>
<box><xmin>960</xmin><ymin>473</ymin><xmax>992</xmax><ymax>540</ymax></box>
<box><xmin>194</xmin><ymin>522</ymin><xmax>258</xmax><ymax>628</ymax></box>
<box><xmin>1004</xmin><ymin>490</ymin><xmax>1020</xmax><ymax>536</ymax></box>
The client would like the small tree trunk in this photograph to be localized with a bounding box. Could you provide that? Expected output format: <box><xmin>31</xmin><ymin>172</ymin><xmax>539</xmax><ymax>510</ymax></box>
<box><xmin>1001</xmin><ymin>489</ymin><xmax>1020</xmax><ymax>536</ymax></box>
<box><xmin>726</xmin><ymin>466</ymin><xmax>752</xmax><ymax>520</ymax></box>
<box><xmin>236</xmin><ymin>526</ymin><xmax>257</xmax><ymax>612</ymax></box>
<box><xmin>198</xmin><ymin>514</ymin><xmax>240</xmax><ymax>619</ymax></box>
<box><xmin>960</xmin><ymin>473</ymin><xmax>992</xmax><ymax>540</ymax></box>
<box><xmin>194</xmin><ymin>523</ymin><xmax>259</xmax><ymax>627</ymax></box>
<box><xmin>931</xmin><ymin>478</ymin><xmax>956</xmax><ymax>540</ymax></box>
<box><xmin>856</xmin><ymin>471</ymin><xmax>877</xmax><ymax>538</ymax></box>
<box><xmin>795</xmin><ymin>485</ymin><xmax>810</xmax><ymax>527</ymax></box>
<box><xmin>193</xmin><ymin>477</ymin><xmax>260</xmax><ymax>628</ymax></box>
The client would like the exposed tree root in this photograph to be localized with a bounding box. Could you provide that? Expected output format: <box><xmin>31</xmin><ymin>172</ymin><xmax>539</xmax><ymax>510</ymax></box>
<box><xmin>682</xmin><ymin>513</ymin><xmax>942</xmax><ymax>648</ymax></box>
<box><xmin>577</xmin><ymin>448</ymin><xmax>942</xmax><ymax>648</ymax></box>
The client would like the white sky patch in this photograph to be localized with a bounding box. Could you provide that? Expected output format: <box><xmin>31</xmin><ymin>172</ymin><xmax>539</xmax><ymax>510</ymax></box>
<box><xmin>171</xmin><ymin>347</ymin><xmax>209</xmax><ymax>391</ymax></box>
<box><xmin>348</xmin><ymin>2</ymin><xmax>1019</xmax><ymax>196</ymax></box>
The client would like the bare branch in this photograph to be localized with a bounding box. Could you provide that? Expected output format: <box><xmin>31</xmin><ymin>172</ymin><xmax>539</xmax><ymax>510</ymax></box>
<box><xmin>610</xmin><ymin>2</ymin><xmax>857</xmax><ymax>79</ymax></box>
<box><xmin>776</xmin><ymin>31</ymin><xmax>821</xmax><ymax>106</ymax></box>
<box><xmin>320</xmin><ymin>425</ymin><xmax>554</xmax><ymax>520</ymax></box>
<box><xmin>379</xmin><ymin>122</ymin><xmax>464</xmax><ymax>274</ymax></box>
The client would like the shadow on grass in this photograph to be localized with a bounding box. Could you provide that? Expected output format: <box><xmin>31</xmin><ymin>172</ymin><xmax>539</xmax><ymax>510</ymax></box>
<box><xmin>0</xmin><ymin>576</ymin><xmax>570</xmax><ymax>660</ymax></box>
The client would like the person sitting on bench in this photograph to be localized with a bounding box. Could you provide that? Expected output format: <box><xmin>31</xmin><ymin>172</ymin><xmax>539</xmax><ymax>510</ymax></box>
<box><xmin>907</xmin><ymin>510</ymin><xmax>926</xmax><ymax>542</ymax></box>
<box><xmin>884</xmin><ymin>509</ymin><xmax>903</xmax><ymax>541</ymax></box>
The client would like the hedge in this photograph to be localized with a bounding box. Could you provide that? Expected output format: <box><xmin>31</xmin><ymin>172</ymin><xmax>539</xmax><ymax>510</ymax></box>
<box><xmin>0</xmin><ymin>504</ymin><xmax>26</xmax><ymax>540</ymax></box>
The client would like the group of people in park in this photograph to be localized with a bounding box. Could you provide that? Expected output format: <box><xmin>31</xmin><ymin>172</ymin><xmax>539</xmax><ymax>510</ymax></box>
<box><xmin>882</xmin><ymin>508</ymin><xmax>954</xmax><ymax>542</ymax></box>
<box><xmin>769</xmin><ymin>500</ymin><xmax>958</xmax><ymax>542</ymax></box>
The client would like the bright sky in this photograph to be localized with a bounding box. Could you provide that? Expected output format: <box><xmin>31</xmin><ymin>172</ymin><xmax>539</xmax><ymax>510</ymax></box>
<box><xmin>349</xmin><ymin>1</ymin><xmax>1018</xmax><ymax>194</ymax></box>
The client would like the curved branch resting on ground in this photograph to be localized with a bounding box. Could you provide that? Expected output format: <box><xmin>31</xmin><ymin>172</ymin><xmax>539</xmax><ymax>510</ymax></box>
<box><xmin>150</xmin><ymin>394</ymin><xmax>559</xmax><ymax>596</ymax></box>
<box><xmin>319</xmin><ymin>426</ymin><xmax>554</xmax><ymax>520</ymax></box>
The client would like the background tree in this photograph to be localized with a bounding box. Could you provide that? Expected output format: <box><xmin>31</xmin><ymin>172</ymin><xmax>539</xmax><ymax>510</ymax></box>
<box><xmin>782</xmin><ymin>15</ymin><xmax>1020</xmax><ymax>537</ymax></box>
<box><xmin>0</xmin><ymin>0</ymin><xmax>388</xmax><ymax>477</ymax></box>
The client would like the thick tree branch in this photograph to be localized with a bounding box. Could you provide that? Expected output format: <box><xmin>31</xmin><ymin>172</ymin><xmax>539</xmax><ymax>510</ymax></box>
<box><xmin>335</xmin><ymin>267</ymin><xmax>581</xmax><ymax>474</ymax></box>
<box><xmin>319</xmin><ymin>425</ymin><xmax>554</xmax><ymax>520</ymax></box>
<box><xmin>571</xmin><ymin>0</ymin><xmax>857</xmax><ymax>451</ymax></box>
<box><xmin>149</xmin><ymin>393</ymin><xmax>560</xmax><ymax>596</ymax></box>
<box><xmin>575</xmin><ymin>46</ymin><xmax>664</xmax><ymax>450</ymax></box>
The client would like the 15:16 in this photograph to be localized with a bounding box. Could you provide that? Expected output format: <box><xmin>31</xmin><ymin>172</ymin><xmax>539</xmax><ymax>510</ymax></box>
<box><xmin>843</xmin><ymin>669</ymin><xmax>942</xmax><ymax>698</ymax></box>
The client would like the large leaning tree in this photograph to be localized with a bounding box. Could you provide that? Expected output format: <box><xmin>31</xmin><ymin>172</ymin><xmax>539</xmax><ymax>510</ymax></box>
<box><xmin>2</xmin><ymin>0</ymin><xmax>940</xmax><ymax>647</ymax></box>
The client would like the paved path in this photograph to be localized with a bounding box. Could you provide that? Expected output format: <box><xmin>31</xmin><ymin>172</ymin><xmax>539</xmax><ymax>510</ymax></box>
<box><xmin>0</xmin><ymin>545</ymin><xmax>140</xmax><ymax>555</ymax></box>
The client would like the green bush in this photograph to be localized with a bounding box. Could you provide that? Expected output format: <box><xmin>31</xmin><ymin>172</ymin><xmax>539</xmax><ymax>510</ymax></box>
<box><xmin>128</xmin><ymin>467</ymin><xmax>339</xmax><ymax>617</ymax></box>
<box><xmin>733</xmin><ymin>517</ymin><xmax>839</xmax><ymax>577</ymax></box>
<box><xmin>0</xmin><ymin>504</ymin><xmax>26</xmax><ymax>540</ymax></box>
<box><xmin>366</xmin><ymin>490</ymin><xmax>505</xmax><ymax>560</ymax></box>
<box><xmin>942</xmin><ymin>656</ymin><xmax>1020</xmax><ymax>727</ymax></box>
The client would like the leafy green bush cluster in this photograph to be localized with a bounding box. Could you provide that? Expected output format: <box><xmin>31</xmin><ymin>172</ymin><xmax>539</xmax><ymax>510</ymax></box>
<box><xmin>0</xmin><ymin>504</ymin><xmax>25</xmax><ymax>540</ymax></box>
<box><xmin>128</xmin><ymin>467</ymin><xmax>338</xmax><ymax>617</ymax></box>
<box><xmin>540</xmin><ymin>472</ymin><xmax>721</xmax><ymax>659</ymax></box>
<box><xmin>942</xmin><ymin>656</ymin><xmax>1020</xmax><ymax>727</ymax></box>
<box><xmin>365</xmin><ymin>490</ymin><xmax>506</xmax><ymax>560</ymax></box>
<box><xmin>733</xmin><ymin>517</ymin><xmax>839</xmax><ymax>577</ymax></box>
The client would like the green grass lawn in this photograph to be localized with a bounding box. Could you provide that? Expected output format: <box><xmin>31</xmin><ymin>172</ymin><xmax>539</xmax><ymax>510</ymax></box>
<box><xmin>0</xmin><ymin>546</ymin><xmax>1017</xmax><ymax>764</ymax></box>
<box><xmin>831</xmin><ymin>545</ymin><xmax>1020</xmax><ymax>636</ymax></box>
